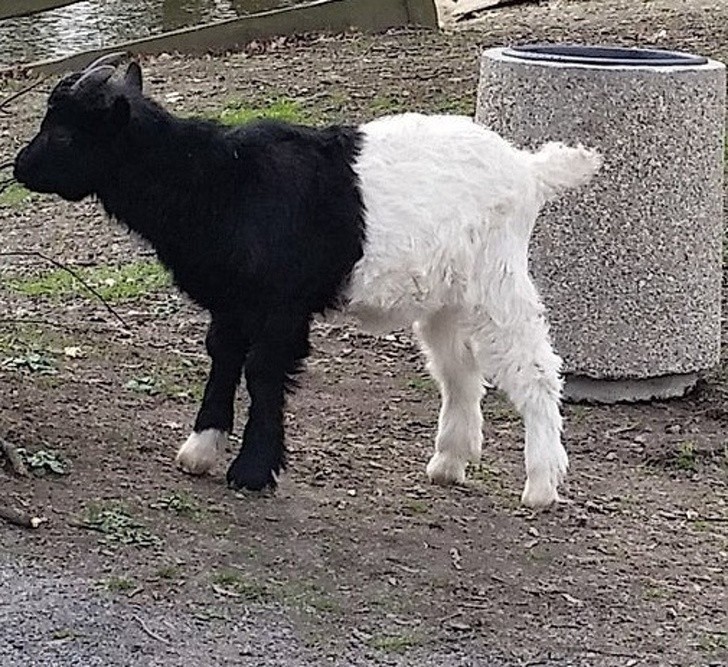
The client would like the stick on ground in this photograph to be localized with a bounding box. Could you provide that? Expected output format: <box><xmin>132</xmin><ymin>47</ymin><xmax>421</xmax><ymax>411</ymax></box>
<box><xmin>133</xmin><ymin>615</ymin><xmax>171</xmax><ymax>645</ymax></box>
<box><xmin>0</xmin><ymin>504</ymin><xmax>44</xmax><ymax>529</ymax></box>
<box><xmin>0</xmin><ymin>438</ymin><xmax>29</xmax><ymax>476</ymax></box>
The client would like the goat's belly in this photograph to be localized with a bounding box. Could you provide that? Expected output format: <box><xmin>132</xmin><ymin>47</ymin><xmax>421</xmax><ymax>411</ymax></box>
<box><xmin>344</xmin><ymin>251</ymin><xmax>476</xmax><ymax>332</ymax></box>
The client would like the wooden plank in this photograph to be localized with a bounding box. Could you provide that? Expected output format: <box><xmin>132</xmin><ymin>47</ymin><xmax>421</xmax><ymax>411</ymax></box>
<box><xmin>452</xmin><ymin>0</ymin><xmax>539</xmax><ymax>20</ymax></box>
<box><xmin>405</xmin><ymin>0</ymin><xmax>439</xmax><ymax>26</ymax></box>
<box><xmin>0</xmin><ymin>0</ymin><xmax>84</xmax><ymax>20</ymax></box>
<box><xmin>12</xmin><ymin>0</ymin><xmax>437</xmax><ymax>75</ymax></box>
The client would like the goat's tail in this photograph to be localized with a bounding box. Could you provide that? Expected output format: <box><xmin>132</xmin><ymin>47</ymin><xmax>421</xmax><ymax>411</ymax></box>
<box><xmin>530</xmin><ymin>142</ymin><xmax>602</xmax><ymax>198</ymax></box>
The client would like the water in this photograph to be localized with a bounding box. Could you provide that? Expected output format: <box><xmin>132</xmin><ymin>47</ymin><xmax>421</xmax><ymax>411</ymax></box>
<box><xmin>0</xmin><ymin>0</ymin><xmax>300</xmax><ymax>67</ymax></box>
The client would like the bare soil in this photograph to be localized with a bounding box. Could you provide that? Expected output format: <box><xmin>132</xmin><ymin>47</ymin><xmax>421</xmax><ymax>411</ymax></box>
<box><xmin>1</xmin><ymin>2</ymin><xmax>727</xmax><ymax>665</ymax></box>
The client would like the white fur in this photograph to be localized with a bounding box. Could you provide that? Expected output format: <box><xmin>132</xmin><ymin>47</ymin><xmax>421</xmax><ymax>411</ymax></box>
<box><xmin>175</xmin><ymin>428</ymin><xmax>228</xmax><ymax>475</ymax></box>
<box><xmin>347</xmin><ymin>113</ymin><xmax>601</xmax><ymax>508</ymax></box>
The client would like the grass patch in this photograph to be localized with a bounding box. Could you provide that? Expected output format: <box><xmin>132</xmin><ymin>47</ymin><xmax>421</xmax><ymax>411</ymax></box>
<box><xmin>434</xmin><ymin>96</ymin><xmax>475</xmax><ymax>116</ymax></box>
<box><xmin>101</xmin><ymin>576</ymin><xmax>137</xmax><ymax>593</ymax></box>
<box><xmin>151</xmin><ymin>490</ymin><xmax>204</xmax><ymax>520</ymax></box>
<box><xmin>0</xmin><ymin>325</ymin><xmax>64</xmax><ymax>357</ymax></box>
<box><xmin>368</xmin><ymin>95</ymin><xmax>408</xmax><ymax>116</ymax></box>
<box><xmin>642</xmin><ymin>585</ymin><xmax>669</xmax><ymax>600</ymax></box>
<box><xmin>125</xmin><ymin>375</ymin><xmax>163</xmax><ymax>396</ymax></box>
<box><xmin>80</xmin><ymin>503</ymin><xmax>161</xmax><ymax>548</ymax></box>
<box><xmin>209</xmin><ymin>570</ymin><xmax>338</xmax><ymax>614</ymax></box>
<box><xmin>676</xmin><ymin>441</ymin><xmax>697</xmax><ymax>472</ymax></box>
<box><xmin>406</xmin><ymin>376</ymin><xmax>435</xmax><ymax>393</ymax></box>
<box><xmin>367</xmin><ymin>633</ymin><xmax>422</xmax><ymax>654</ymax></box>
<box><xmin>155</xmin><ymin>564</ymin><xmax>183</xmax><ymax>580</ymax></box>
<box><xmin>566</xmin><ymin>404</ymin><xmax>593</xmax><ymax>424</ymax></box>
<box><xmin>0</xmin><ymin>183</ymin><xmax>31</xmax><ymax>207</ymax></box>
<box><xmin>210</xmin><ymin>569</ymin><xmax>272</xmax><ymax>602</ymax></box>
<box><xmin>9</xmin><ymin>259</ymin><xmax>171</xmax><ymax>302</ymax></box>
<box><xmin>482</xmin><ymin>394</ymin><xmax>519</xmax><ymax>423</ymax></box>
<box><xmin>402</xmin><ymin>499</ymin><xmax>428</xmax><ymax>515</ymax></box>
<box><xmin>279</xmin><ymin>580</ymin><xmax>340</xmax><ymax>615</ymax></box>
<box><xmin>216</xmin><ymin>97</ymin><xmax>307</xmax><ymax>126</ymax></box>
<box><xmin>157</xmin><ymin>356</ymin><xmax>207</xmax><ymax>402</ymax></box>
<box><xmin>124</xmin><ymin>359</ymin><xmax>206</xmax><ymax>403</ymax></box>
<box><xmin>698</xmin><ymin>631</ymin><xmax>728</xmax><ymax>654</ymax></box>
<box><xmin>645</xmin><ymin>440</ymin><xmax>724</xmax><ymax>473</ymax></box>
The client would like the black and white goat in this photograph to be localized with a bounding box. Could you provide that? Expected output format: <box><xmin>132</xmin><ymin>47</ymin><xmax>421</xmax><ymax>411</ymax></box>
<box><xmin>14</xmin><ymin>56</ymin><xmax>601</xmax><ymax>508</ymax></box>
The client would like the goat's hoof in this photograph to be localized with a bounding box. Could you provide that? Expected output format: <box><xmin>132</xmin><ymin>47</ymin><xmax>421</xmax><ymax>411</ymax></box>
<box><xmin>176</xmin><ymin>429</ymin><xmax>227</xmax><ymax>475</ymax></box>
<box><xmin>521</xmin><ymin>451</ymin><xmax>569</xmax><ymax>509</ymax></box>
<box><xmin>521</xmin><ymin>477</ymin><xmax>561</xmax><ymax>510</ymax></box>
<box><xmin>226</xmin><ymin>452</ymin><xmax>281</xmax><ymax>492</ymax></box>
<box><xmin>426</xmin><ymin>452</ymin><xmax>466</xmax><ymax>486</ymax></box>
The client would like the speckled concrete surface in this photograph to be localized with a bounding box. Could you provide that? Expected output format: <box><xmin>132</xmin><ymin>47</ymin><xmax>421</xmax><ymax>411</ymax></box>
<box><xmin>0</xmin><ymin>556</ymin><xmax>516</xmax><ymax>667</ymax></box>
<box><xmin>475</xmin><ymin>48</ymin><xmax>726</xmax><ymax>396</ymax></box>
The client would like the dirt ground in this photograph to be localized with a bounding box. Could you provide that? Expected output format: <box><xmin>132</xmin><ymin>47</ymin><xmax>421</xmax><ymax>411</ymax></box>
<box><xmin>1</xmin><ymin>1</ymin><xmax>727</xmax><ymax>665</ymax></box>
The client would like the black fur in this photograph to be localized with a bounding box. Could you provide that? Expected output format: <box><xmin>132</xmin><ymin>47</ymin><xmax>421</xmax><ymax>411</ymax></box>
<box><xmin>14</xmin><ymin>62</ymin><xmax>365</xmax><ymax>491</ymax></box>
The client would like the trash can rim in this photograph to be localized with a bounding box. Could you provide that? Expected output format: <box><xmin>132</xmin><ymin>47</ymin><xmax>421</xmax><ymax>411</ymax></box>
<box><xmin>497</xmin><ymin>44</ymin><xmax>711</xmax><ymax>69</ymax></box>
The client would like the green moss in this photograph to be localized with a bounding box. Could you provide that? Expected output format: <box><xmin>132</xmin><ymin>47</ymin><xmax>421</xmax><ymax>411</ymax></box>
<box><xmin>368</xmin><ymin>633</ymin><xmax>422</xmax><ymax>654</ymax></box>
<box><xmin>217</xmin><ymin>97</ymin><xmax>307</xmax><ymax>126</ymax></box>
<box><xmin>210</xmin><ymin>569</ymin><xmax>272</xmax><ymax>602</ymax></box>
<box><xmin>9</xmin><ymin>259</ymin><xmax>171</xmax><ymax>302</ymax></box>
<box><xmin>101</xmin><ymin>576</ymin><xmax>136</xmax><ymax>592</ymax></box>
<box><xmin>368</xmin><ymin>95</ymin><xmax>407</xmax><ymax>116</ymax></box>
<box><xmin>0</xmin><ymin>183</ymin><xmax>31</xmax><ymax>207</ymax></box>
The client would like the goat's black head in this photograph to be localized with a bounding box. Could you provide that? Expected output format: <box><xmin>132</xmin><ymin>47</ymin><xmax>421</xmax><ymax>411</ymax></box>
<box><xmin>14</xmin><ymin>53</ymin><xmax>143</xmax><ymax>201</ymax></box>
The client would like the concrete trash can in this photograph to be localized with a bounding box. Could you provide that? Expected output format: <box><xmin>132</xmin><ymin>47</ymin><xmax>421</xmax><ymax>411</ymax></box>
<box><xmin>475</xmin><ymin>45</ymin><xmax>726</xmax><ymax>403</ymax></box>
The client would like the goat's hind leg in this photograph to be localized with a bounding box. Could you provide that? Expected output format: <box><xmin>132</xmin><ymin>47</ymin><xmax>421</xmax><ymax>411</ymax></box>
<box><xmin>176</xmin><ymin>316</ymin><xmax>248</xmax><ymax>475</ymax></box>
<box><xmin>414</xmin><ymin>309</ymin><xmax>485</xmax><ymax>485</ymax></box>
<box><xmin>226</xmin><ymin>314</ymin><xmax>311</xmax><ymax>491</ymax></box>
<box><xmin>473</xmin><ymin>285</ymin><xmax>568</xmax><ymax>509</ymax></box>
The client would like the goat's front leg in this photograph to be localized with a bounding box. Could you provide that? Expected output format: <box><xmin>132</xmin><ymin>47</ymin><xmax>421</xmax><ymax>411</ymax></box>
<box><xmin>176</xmin><ymin>316</ymin><xmax>248</xmax><ymax>475</ymax></box>
<box><xmin>226</xmin><ymin>316</ymin><xmax>311</xmax><ymax>491</ymax></box>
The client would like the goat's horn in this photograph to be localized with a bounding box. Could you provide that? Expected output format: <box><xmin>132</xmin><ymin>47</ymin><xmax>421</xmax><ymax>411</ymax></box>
<box><xmin>72</xmin><ymin>65</ymin><xmax>116</xmax><ymax>92</ymax></box>
<box><xmin>82</xmin><ymin>51</ymin><xmax>128</xmax><ymax>72</ymax></box>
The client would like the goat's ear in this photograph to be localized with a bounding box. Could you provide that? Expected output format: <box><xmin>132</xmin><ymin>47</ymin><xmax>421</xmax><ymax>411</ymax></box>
<box><xmin>106</xmin><ymin>95</ymin><xmax>130</xmax><ymax>129</ymax></box>
<box><xmin>124</xmin><ymin>62</ymin><xmax>143</xmax><ymax>92</ymax></box>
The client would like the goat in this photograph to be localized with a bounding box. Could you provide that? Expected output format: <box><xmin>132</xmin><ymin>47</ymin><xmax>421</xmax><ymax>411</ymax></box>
<box><xmin>14</xmin><ymin>55</ymin><xmax>601</xmax><ymax>508</ymax></box>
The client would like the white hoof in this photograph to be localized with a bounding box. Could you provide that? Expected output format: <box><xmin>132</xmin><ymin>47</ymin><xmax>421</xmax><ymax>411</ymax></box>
<box><xmin>426</xmin><ymin>452</ymin><xmax>467</xmax><ymax>485</ymax></box>
<box><xmin>175</xmin><ymin>429</ymin><xmax>228</xmax><ymax>475</ymax></box>
<box><xmin>521</xmin><ymin>477</ymin><xmax>559</xmax><ymax>509</ymax></box>
<box><xmin>521</xmin><ymin>453</ymin><xmax>569</xmax><ymax>509</ymax></box>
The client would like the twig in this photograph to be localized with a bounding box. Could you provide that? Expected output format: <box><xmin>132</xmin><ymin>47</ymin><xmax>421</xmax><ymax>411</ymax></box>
<box><xmin>0</xmin><ymin>76</ymin><xmax>49</xmax><ymax>114</ymax></box>
<box><xmin>659</xmin><ymin>510</ymin><xmax>728</xmax><ymax>523</ymax></box>
<box><xmin>460</xmin><ymin>601</ymin><xmax>492</xmax><ymax>610</ymax></box>
<box><xmin>0</xmin><ymin>503</ymin><xmax>45</xmax><ymax>529</ymax></box>
<box><xmin>0</xmin><ymin>251</ymin><xmax>130</xmax><ymax>330</ymax></box>
<box><xmin>582</xmin><ymin>648</ymin><xmax>646</xmax><ymax>661</ymax></box>
<box><xmin>0</xmin><ymin>438</ymin><xmax>28</xmax><ymax>476</ymax></box>
<box><xmin>0</xmin><ymin>317</ymin><xmax>129</xmax><ymax>334</ymax></box>
<box><xmin>133</xmin><ymin>615</ymin><xmax>170</xmax><ymax>645</ymax></box>
<box><xmin>454</xmin><ymin>0</ymin><xmax>541</xmax><ymax>21</ymax></box>
<box><xmin>211</xmin><ymin>583</ymin><xmax>242</xmax><ymax>598</ymax></box>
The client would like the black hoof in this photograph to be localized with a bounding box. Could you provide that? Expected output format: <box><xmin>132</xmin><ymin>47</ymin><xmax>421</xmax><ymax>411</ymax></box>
<box><xmin>226</xmin><ymin>448</ymin><xmax>283</xmax><ymax>491</ymax></box>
